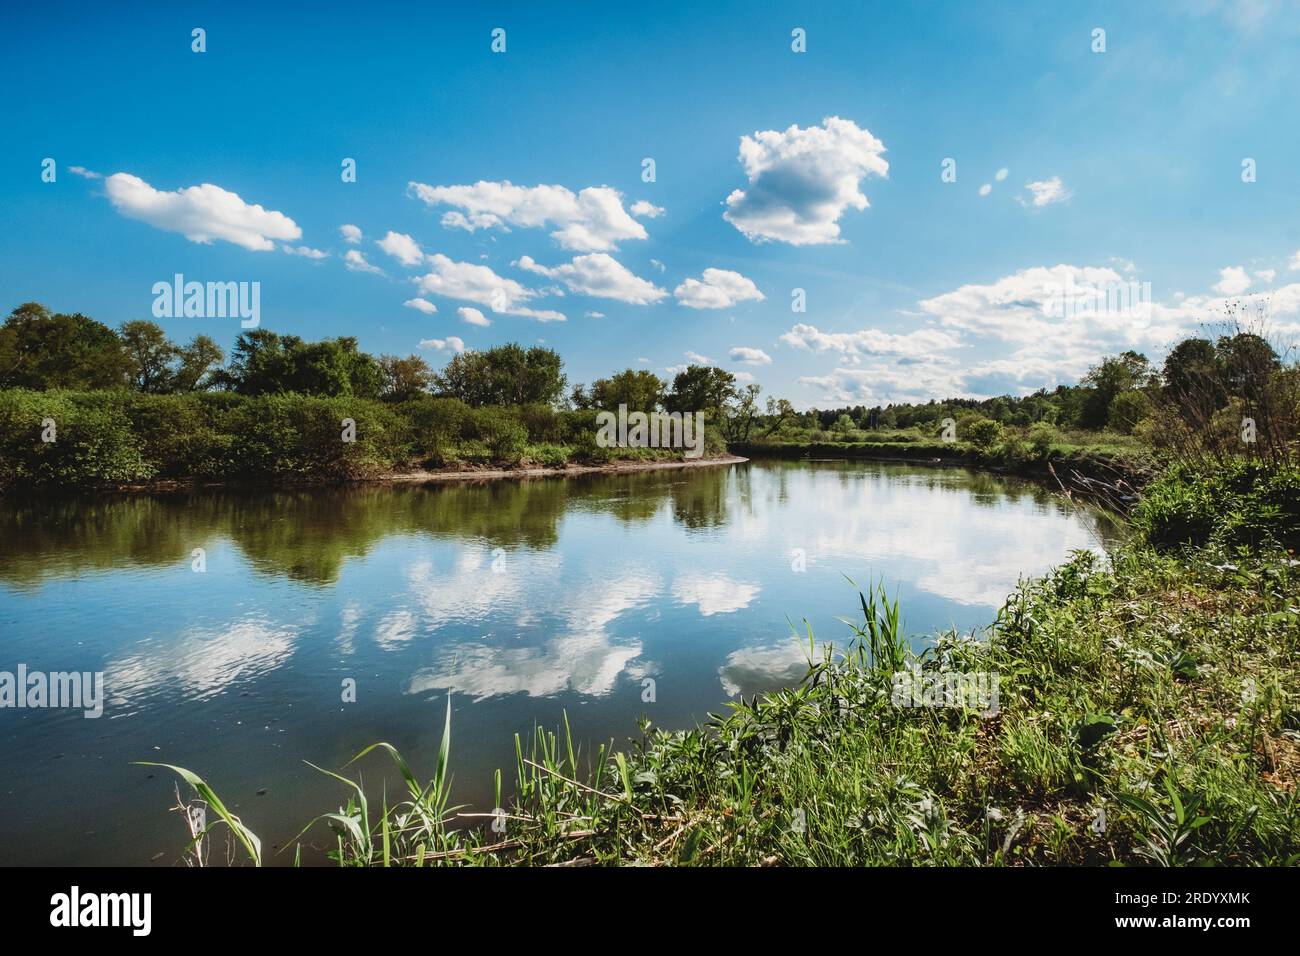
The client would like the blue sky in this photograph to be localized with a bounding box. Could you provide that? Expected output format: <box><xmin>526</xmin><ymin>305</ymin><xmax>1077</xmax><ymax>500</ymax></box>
<box><xmin>3</xmin><ymin>0</ymin><xmax>1299</xmax><ymax>408</ymax></box>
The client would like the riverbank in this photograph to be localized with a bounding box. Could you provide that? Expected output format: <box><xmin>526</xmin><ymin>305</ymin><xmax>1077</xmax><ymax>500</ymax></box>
<box><xmin>0</xmin><ymin>388</ymin><xmax>732</xmax><ymax>491</ymax></box>
<box><xmin>156</xmin><ymin>536</ymin><xmax>1299</xmax><ymax>867</ymax></box>
<box><xmin>150</xmin><ymin>459</ymin><xmax>1300</xmax><ymax>867</ymax></box>
<box><xmin>731</xmin><ymin>439</ymin><xmax>1154</xmax><ymax>508</ymax></box>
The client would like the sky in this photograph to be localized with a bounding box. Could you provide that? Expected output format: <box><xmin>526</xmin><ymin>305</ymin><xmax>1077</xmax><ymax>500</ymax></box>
<box><xmin>3</xmin><ymin>0</ymin><xmax>1300</xmax><ymax>409</ymax></box>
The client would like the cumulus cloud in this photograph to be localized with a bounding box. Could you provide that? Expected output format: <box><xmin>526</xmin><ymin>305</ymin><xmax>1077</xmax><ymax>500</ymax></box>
<box><xmin>672</xmin><ymin>574</ymin><xmax>759</xmax><ymax>617</ymax></box>
<box><xmin>1213</xmin><ymin>265</ymin><xmax>1252</xmax><ymax>294</ymax></box>
<box><xmin>282</xmin><ymin>245</ymin><xmax>328</xmax><ymax>259</ymax></box>
<box><xmin>515</xmin><ymin>253</ymin><xmax>666</xmax><ymax>305</ymax></box>
<box><xmin>722</xmin><ymin>116</ymin><xmax>888</xmax><ymax>245</ymax></box>
<box><xmin>1022</xmin><ymin>176</ymin><xmax>1070</xmax><ymax>207</ymax></box>
<box><xmin>673</xmin><ymin>268</ymin><xmax>765</xmax><ymax>309</ymax></box>
<box><xmin>979</xmin><ymin>184</ymin><xmax>992</xmax><ymax>197</ymax></box>
<box><xmin>458</xmin><ymin>307</ymin><xmax>491</xmax><ymax>327</ymax></box>
<box><xmin>68</xmin><ymin>165</ymin><xmax>101</xmax><ymax>179</ymax></box>
<box><xmin>1256</xmin><ymin>269</ymin><xmax>1276</xmax><ymax>283</ymax></box>
<box><xmin>420</xmin><ymin>336</ymin><xmax>465</xmax><ymax>353</ymax></box>
<box><xmin>414</xmin><ymin>253</ymin><xmax>565</xmax><ymax>321</ymax></box>
<box><xmin>340</xmin><ymin>224</ymin><xmax>362</xmax><ymax>244</ymax></box>
<box><xmin>585</xmin><ymin>310</ymin><xmax>606</xmax><ymax>318</ymax></box>
<box><xmin>630</xmin><ymin>200</ymin><xmax>664</xmax><ymax>218</ymax></box>
<box><xmin>684</xmin><ymin>350</ymin><xmax>711</xmax><ymax>364</ymax></box>
<box><xmin>344</xmin><ymin>249</ymin><xmax>384</xmax><ymax>274</ymax></box>
<box><xmin>780</xmin><ymin>322</ymin><xmax>961</xmax><ymax>356</ymax></box>
<box><xmin>407</xmin><ymin>180</ymin><xmax>648</xmax><ymax>252</ymax></box>
<box><xmin>403</xmin><ymin>297</ymin><xmax>438</xmax><ymax>314</ymax></box>
<box><xmin>729</xmin><ymin>346</ymin><xmax>772</xmax><ymax>366</ymax></box>
<box><xmin>377</xmin><ymin>230</ymin><xmax>424</xmax><ymax>267</ymax></box>
<box><xmin>103</xmin><ymin>172</ymin><xmax>300</xmax><ymax>251</ymax></box>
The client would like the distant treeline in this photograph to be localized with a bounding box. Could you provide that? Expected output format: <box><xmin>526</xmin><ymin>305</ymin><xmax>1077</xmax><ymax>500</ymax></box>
<box><xmin>783</xmin><ymin>332</ymin><xmax>1293</xmax><ymax>441</ymax></box>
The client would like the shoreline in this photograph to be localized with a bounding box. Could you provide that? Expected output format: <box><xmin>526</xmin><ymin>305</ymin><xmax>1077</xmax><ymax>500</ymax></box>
<box><xmin>2</xmin><ymin>454</ymin><xmax>751</xmax><ymax>496</ymax></box>
<box><xmin>372</xmin><ymin>453</ymin><xmax>750</xmax><ymax>485</ymax></box>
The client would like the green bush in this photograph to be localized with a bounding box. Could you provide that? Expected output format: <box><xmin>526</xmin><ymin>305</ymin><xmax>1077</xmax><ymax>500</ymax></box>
<box><xmin>470</xmin><ymin>406</ymin><xmax>528</xmax><ymax>462</ymax></box>
<box><xmin>1133</xmin><ymin>459</ymin><xmax>1300</xmax><ymax>549</ymax></box>
<box><xmin>402</xmin><ymin>396</ymin><xmax>472</xmax><ymax>464</ymax></box>
<box><xmin>0</xmin><ymin>389</ymin><xmax>154</xmax><ymax>487</ymax></box>
<box><xmin>964</xmin><ymin>417</ymin><xmax>1004</xmax><ymax>450</ymax></box>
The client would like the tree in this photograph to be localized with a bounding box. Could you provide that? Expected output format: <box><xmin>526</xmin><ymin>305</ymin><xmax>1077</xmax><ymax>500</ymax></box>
<box><xmin>174</xmin><ymin>335</ymin><xmax>225</xmax><ymax>392</ymax></box>
<box><xmin>663</xmin><ymin>365</ymin><xmax>738</xmax><ymax>415</ymax></box>
<box><xmin>723</xmin><ymin>383</ymin><xmax>762</xmax><ymax>442</ymax></box>
<box><xmin>120</xmin><ymin>320</ymin><xmax>181</xmax><ymax>393</ymax></box>
<box><xmin>1215</xmin><ymin>332</ymin><xmax>1279</xmax><ymax>403</ymax></box>
<box><xmin>588</xmin><ymin>369</ymin><xmax>665</xmax><ymax>413</ymax></box>
<box><xmin>761</xmin><ymin>397</ymin><xmax>796</xmax><ymax>436</ymax></box>
<box><xmin>432</xmin><ymin>344</ymin><xmax>567</xmax><ymax>407</ymax></box>
<box><xmin>1080</xmin><ymin>351</ymin><xmax>1153</xmax><ymax>429</ymax></box>
<box><xmin>0</xmin><ymin>302</ymin><xmax>130</xmax><ymax>390</ymax></box>
<box><xmin>215</xmin><ymin>330</ymin><xmax>380</xmax><ymax>397</ymax></box>
<box><xmin>378</xmin><ymin>354</ymin><xmax>434</xmax><ymax>402</ymax></box>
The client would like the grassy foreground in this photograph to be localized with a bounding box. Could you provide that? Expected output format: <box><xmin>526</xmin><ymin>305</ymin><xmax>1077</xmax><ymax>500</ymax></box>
<box><xmin>155</xmin><ymin>534</ymin><xmax>1299</xmax><ymax>866</ymax></box>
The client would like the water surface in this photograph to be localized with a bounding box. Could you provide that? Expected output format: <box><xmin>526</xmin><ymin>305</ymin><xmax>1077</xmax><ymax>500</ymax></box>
<box><xmin>0</xmin><ymin>460</ymin><xmax>1119</xmax><ymax>864</ymax></box>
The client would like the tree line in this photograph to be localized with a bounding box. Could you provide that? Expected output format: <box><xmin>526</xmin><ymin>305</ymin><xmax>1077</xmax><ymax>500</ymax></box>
<box><xmin>0</xmin><ymin>301</ymin><xmax>766</xmax><ymax>439</ymax></box>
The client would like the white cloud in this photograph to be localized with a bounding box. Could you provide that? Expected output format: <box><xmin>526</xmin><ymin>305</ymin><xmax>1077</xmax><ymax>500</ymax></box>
<box><xmin>282</xmin><ymin>245</ymin><xmax>328</xmax><ymax>259</ymax></box>
<box><xmin>1022</xmin><ymin>177</ymin><xmax>1070</xmax><ymax>207</ymax></box>
<box><xmin>403</xmin><ymin>297</ymin><xmax>438</xmax><ymax>314</ymax></box>
<box><xmin>68</xmin><ymin>165</ymin><xmax>101</xmax><ymax>179</ymax></box>
<box><xmin>723</xmin><ymin>116</ymin><xmax>888</xmax><ymax>245</ymax></box>
<box><xmin>408</xmin><ymin>180</ymin><xmax>648</xmax><ymax>252</ymax></box>
<box><xmin>1290</xmin><ymin>251</ymin><xmax>1300</xmax><ymax>271</ymax></box>
<box><xmin>414</xmin><ymin>253</ymin><xmax>565</xmax><ymax>321</ymax></box>
<box><xmin>995</xmin><ymin>167</ymin><xmax>1009</xmax><ymax>181</ymax></box>
<box><xmin>344</xmin><ymin>249</ymin><xmax>384</xmax><ymax>274</ymax></box>
<box><xmin>630</xmin><ymin>200</ymin><xmax>664</xmax><ymax>218</ymax></box>
<box><xmin>979</xmin><ymin>184</ymin><xmax>992</xmax><ymax>197</ymax></box>
<box><xmin>672</xmin><ymin>574</ymin><xmax>759</xmax><ymax>616</ymax></box>
<box><xmin>103</xmin><ymin>172</ymin><xmax>300</xmax><ymax>251</ymax></box>
<box><xmin>458</xmin><ymin>307</ymin><xmax>491</xmax><ymax>327</ymax></box>
<box><xmin>729</xmin><ymin>346</ymin><xmax>772</xmax><ymax>366</ymax></box>
<box><xmin>780</xmin><ymin>322</ymin><xmax>961</xmax><ymax>356</ymax></box>
<box><xmin>684</xmin><ymin>350</ymin><xmax>711</xmax><ymax>365</ymax></box>
<box><xmin>733</xmin><ymin>370</ymin><xmax>755</xmax><ymax>382</ymax></box>
<box><xmin>377</xmin><ymin>230</ymin><xmax>424</xmax><ymax>267</ymax></box>
<box><xmin>340</xmin><ymin>224</ymin><xmax>362</xmax><ymax>244</ymax></box>
<box><xmin>1255</xmin><ymin>269</ymin><xmax>1276</xmax><ymax>283</ymax></box>
<box><xmin>673</xmin><ymin>268</ymin><xmax>765</xmax><ymax>309</ymax></box>
<box><xmin>1213</xmin><ymin>265</ymin><xmax>1252</xmax><ymax>294</ymax></box>
<box><xmin>649</xmin><ymin>259</ymin><xmax>666</xmax><ymax>273</ymax></box>
<box><xmin>419</xmin><ymin>336</ymin><xmax>465</xmax><ymax>353</ymax></box>
<box><xmin>515</xmin><ymin>253</ymin><xmax>666</xmax><ymax>305</ymax></box>
<box><xmin>585</xmin><ymin>310</ymin><xmax>606</xmax><ymax>318</ymax></box>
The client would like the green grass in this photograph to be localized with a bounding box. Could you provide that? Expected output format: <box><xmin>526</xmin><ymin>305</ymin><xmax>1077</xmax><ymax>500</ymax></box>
<box><xmin>153</xmin><ymin>541</ymin><xmax>1300</xmax><ymax>866</ymax></box>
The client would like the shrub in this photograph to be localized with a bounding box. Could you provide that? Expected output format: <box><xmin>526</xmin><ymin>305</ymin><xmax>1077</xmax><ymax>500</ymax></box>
<box><xmin>0</xmin><ymin>389</ymin><xmax>154</xmax><ymax>487</ymax></box>
<box><xmin>1028</xmin><ymin>422</ymin><xmax>1059</xmax><ymax>458</ymax></box>
<box><xmin>1133</xmin><ymin>459</ymin><xmax>1300</xmax><ymax>549</ymax></box>
<box><xmin>402</xmin><ymin>396</ymin><xmax>472</xmax><ymax>463</ymax></box>
<box><xmin>470</xmin><ymin>406</ymin><xmax>528</xmax><ymax>462</ymax></box>
<box><xmin>964</xmin><ymin>417</ymin><xmax>1003</xmax><ymax>450</ymax></box>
